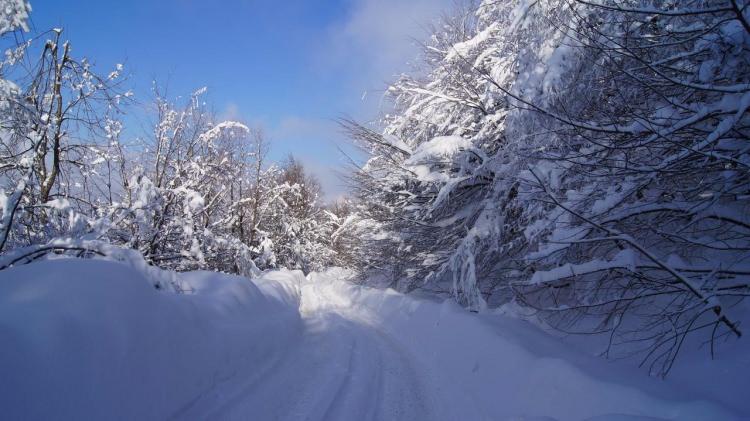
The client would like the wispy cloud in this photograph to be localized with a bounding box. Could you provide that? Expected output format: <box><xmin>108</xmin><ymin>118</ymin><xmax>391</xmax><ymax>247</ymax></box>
<box><xmin>214</xmin><ymin>0</ymin><xmax>454</xmax><ymax>201</ymax></box>
<box><xmin>219</xmin><ymin>102</ymin><xmax>242</xmax><ymax>121</ymax></box>
<box><xmin>314</xmin><ymin>0</ymin><xmax>452</xmax><ymax>116</ymax></box>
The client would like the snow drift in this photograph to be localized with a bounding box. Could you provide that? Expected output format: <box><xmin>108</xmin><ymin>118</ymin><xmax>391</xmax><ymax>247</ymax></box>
<box><xmin>305</xmin><ymin>269</ymin><xmax>746</xmax><ymax>420</ymax></box>
<box><xmin>1</xmin><ymin>260</ymin><xmax>746</xmax><ymax>420</ymax></box>
<box><xmin>0</xmin><ymin>259</ymin><xmax>304</xmax><ymax>420</ymax></box>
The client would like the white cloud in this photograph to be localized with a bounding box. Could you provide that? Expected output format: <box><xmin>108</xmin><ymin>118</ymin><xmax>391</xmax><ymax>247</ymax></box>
<box><xmin>216</xmin><ymin>0</ymin><xmax>455</xmax><ymax>201</ymax></box>
<box><xmin>315</xmin><ymin>0</ymin><xmax>453</xmax><ymax>116</ymax></box>
<box><xmin>219</xmin><ymin>102</ymin><xmax>242</xmax><ymax>121</ymax></box>
<box><xmin>297</xmin><ymin>156</ymin><xmax>352</xmax><ymax>203</ymax></box>
<box><xmin>300</xmin><ymin>0</ymin><xmax>454</xmax><ymax>199</ymax></box>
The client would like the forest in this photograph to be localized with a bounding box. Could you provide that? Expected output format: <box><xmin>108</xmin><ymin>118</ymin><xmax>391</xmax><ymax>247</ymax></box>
<box><xmin>1</xmin><ymin>0</ymin><xmax>749</xmax><ymax>419</ymax></box>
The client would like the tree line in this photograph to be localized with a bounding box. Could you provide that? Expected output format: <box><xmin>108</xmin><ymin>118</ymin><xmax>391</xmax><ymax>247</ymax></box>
<box><xmin>0</xmin><ymin>7</ymin><xmax>353</xmax><ymax>285</ymax></box>
<box><xmin>342</xmin><ymin>0</ymin><xmax>750</xmax><ymax>375</ymax></box>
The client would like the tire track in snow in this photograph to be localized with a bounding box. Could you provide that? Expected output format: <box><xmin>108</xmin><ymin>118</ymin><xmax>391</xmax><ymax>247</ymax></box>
<box><xmin>175</xmin><ymin>304</ymin><xmax>446</xmax><ymax>420</ymax></box>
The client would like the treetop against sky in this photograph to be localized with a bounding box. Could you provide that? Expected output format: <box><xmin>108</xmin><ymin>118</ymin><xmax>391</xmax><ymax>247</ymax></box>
<box><xmin>29</xmin><ymin>0</ymin><xmax>451</xmax><ymax>199</ymax></box>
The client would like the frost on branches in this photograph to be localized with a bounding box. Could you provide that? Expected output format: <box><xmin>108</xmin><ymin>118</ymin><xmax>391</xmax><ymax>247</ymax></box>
<box><xmin>0</xmin><ymin>5</ymin><xmax>343</xmax><ymax>284</ymax></box>
<box><xmin>345</xmin><ymin>0</ymin><xmax>750</xmax><ymax>375</ymax></box>
<box><xmin>0</xmin><ymin>0</ymin><xmax>29</xmax><ymax>35</ymax></box>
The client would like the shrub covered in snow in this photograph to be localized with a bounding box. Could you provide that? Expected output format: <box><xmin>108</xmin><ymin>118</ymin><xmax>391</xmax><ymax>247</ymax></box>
<box><xmin>0</xmin><ymin>2</ymin><xmax>343</xmax><ymax>279</ymax></box>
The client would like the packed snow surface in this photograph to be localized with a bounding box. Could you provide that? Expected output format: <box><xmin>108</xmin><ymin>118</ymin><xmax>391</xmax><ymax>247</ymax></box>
<box><xmin>0</xmin><ymin>261</ymin><xmax>746</xmax><ymax>420</ymax></box>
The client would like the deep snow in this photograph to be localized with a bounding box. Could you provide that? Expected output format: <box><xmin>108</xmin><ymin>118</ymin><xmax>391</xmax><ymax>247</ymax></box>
<box><xmin>0</xmin><ymin>260</ymin><xmax>746</xmax><ymax>420</ymax></box>
<box><xmin>0</xmin><ymin>260</ymin><xmax>302</xmax><ymax>420</ymax></box>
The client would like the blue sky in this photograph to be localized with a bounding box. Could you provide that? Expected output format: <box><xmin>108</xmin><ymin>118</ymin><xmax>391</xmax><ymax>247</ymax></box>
<box><xmin>28</xmin><ymin>0</ymin><xmax>451</xmax><ymax>199</ymax></box>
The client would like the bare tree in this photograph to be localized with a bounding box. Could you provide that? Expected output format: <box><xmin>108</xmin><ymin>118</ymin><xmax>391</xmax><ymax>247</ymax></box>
<box><xmin>0</xmin><ymin>28</ymin><xmax>129</xmax><ymax>253</ymax></box>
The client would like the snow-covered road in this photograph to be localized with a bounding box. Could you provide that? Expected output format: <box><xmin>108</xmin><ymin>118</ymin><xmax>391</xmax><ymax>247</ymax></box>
<box><xmin>178</xmin><ymin>310</ymin><xmax>443</xmax><ymax>421</ymax></box>
<box><xmin>1</xmin><ymin>261</ymin><xmax>746</xmax><ymax>420</ymax></box>
<box><xmin>176</xmin><ymin>270</ymin><xmax>452</xmax><ymax>420</ymax></box>
<box><xmin>174</xmin><ymin>270</ymin><xmax>743</xmax><ymax>421</ymax></box>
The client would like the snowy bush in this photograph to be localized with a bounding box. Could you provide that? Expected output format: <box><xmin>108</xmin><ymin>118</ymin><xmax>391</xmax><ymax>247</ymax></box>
<box><xmin>0</xmin><ymin>4</ymin><xmax>342</xmax><ymax>280</ymax></box>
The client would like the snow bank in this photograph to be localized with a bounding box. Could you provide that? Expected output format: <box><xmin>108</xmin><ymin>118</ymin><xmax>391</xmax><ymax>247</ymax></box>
<box><xmin>305</xmin><ymin>269</ymin><xmax>744</xmax><ymax>421</ymax></box>
<box><xmin>0</xmin><ymin>259</ymin><xmax>304</xmax><ymax>420</ymax></box>
<box><xmin>2</xmin><ymin>261</ymin><xmax>744</xmax><ymax>420</ymax></box>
